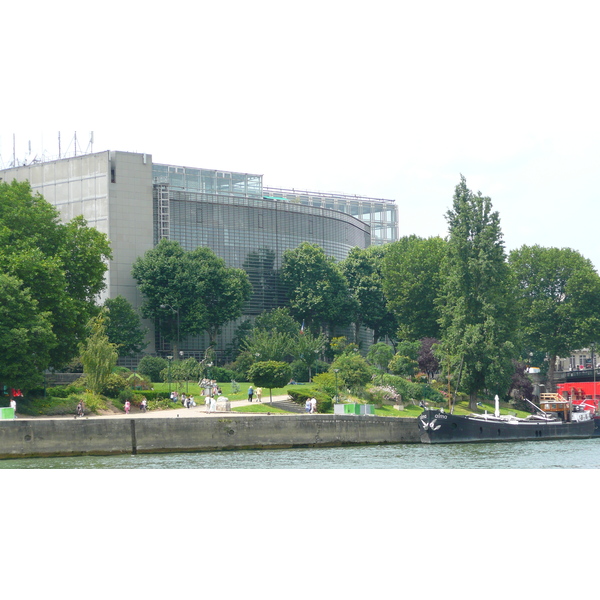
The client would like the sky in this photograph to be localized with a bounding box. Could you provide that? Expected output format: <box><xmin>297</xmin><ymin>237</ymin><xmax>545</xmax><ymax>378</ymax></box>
<box><xmin>3</xmin><ymin>0</ymin><xmax>600</xmax><ymax>268</ymax></box>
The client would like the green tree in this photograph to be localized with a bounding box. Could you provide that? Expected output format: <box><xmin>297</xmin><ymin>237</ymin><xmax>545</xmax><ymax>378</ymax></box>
<box><xmin>388</xmin><ymin>353</ymin><xmax>419</xmax><ymax>379</ymax></box>
<box><xmin>330</xmin><ymin>353</ymin><xmax>373</xmax><ymax>391</ymax></box>
<box><xmin>242</xmin><ymin>329</ymin><xmax>293</xmax><ymax>362</ymax></box>
<box><xmin>366</xmin><ymin>342</ymin><xmax>395</xmax><ymax>373</ymax></box>
<box><xmin>255</xmin><ymin>307</ymin><xmax>300</xmax><ymax>336</ymax></box>
<box><xmin>340</xmin><ymin>246</ymin><xmax>398</xmax><ymax>344</ymax></box>
<box><xmin>280</xmin><ymin>242</ymin><xmax>357</xmax><ymax>337</ymax></box>
<box><xmin>0</xmin><ymin>180</ymin><xmax>112</xmax><ymax>372</ymax></box>
<box><xmin>137</xmin><ymin>355</ymin><xmax>169</xmax><ymax>382</ymax></box>
<box><xmin>382</xmin><ymin>235</ymin><xmax>446</xmax><ymax>341</ymax></box>
<box><xmin>132</xmin><ymin>240</ymin><xmax>251</xmax><ymax>354</ymax></box>
<box><xmin>508</xmin><ymin>245</ymin><xmax>600</xmax><ymax>389</ymax></box>
<box><xmin>0</xmin><ymin>273</ymin><xmax>56</xmax><ymax>388</ymax></box>
<box><xmin>104</xmin><ymin>295</ymin><xmax>148</xmax><ymax>357</ymax></box>
<box><xmin>79</xmin><ymin>311</ymin><xmax>119</xmax><ymax>395</ymax></box>
<box><xmin>247</xmin><ymin>360</ymin><xmax>291</xmax><ymax>403</ymax></box>
<box><xmin>292</xmin><ymin>330</ymin><xmax>327</xmax><ymax>381</ymax></box>
<box><xmin>437</xmin><ymin>176</ymin><xmax>519</xmax><ymax>410</ymax></box>
<box><xmin>388</xmin><ymin>339</ymin><xmax>420</xmax><ymax>379</ymax></box>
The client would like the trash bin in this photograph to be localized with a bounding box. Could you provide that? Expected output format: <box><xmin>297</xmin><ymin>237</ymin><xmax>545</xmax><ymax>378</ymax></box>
<box><xmin>0</xmin><ymin>407</ymin><xmax>15</xmax><ymax>419</ymax></box>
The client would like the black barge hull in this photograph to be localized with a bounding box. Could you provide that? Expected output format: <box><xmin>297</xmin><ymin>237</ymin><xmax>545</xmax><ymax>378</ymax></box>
<box><xmin>418</xmin><ymin>409</ymin><xmax>595</xmax><ymax>444</ymax></box>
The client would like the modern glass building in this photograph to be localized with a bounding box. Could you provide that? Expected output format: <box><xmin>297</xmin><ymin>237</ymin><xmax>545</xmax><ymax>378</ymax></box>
<box><xmin>262</xmin><ymin>186</ymin><xmax>397</xmax><ymax>245</ymax></box>
<box><xmin>152</xmin><ymin>163</ymin><xmax>372</xmax><ymax>355</ymax></box>
<box><xmin>1</xmin><ymin>150</ymin><xmax>397</xmax><ymax>360</ymax></box>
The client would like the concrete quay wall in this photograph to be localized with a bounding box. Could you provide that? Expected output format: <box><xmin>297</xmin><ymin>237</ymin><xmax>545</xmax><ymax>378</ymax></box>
<box><xmin>0</xmin><ymin>415</ymin><xmax>421</xmax><ymax>459</ymax></box>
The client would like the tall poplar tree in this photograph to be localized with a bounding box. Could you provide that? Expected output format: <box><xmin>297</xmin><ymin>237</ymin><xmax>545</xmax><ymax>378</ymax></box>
<box><xmin>437</xmin><ymin>176</ymin><xmax>519</xmax><ymax>410</ymax></box>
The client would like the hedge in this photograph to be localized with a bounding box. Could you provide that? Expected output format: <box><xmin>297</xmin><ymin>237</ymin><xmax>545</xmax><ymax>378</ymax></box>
<box><xmin>287</xmin><ymin>389</ymin><xmax>333</xmax><ymax>413</ymax></box>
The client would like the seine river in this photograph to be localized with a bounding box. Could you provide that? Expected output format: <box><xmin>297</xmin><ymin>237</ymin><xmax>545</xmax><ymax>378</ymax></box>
<box><xmin>2</xmin><ymin>437</ymin><xmax>600</xmax><ymax>468</ymax></box>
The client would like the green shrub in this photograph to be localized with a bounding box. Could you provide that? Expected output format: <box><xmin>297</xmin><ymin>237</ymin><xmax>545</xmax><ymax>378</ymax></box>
<box><xmin>211</xmin><ymin>366</ymin><xmax>236</xmax><ymax>382</ymax></box>
<box><xmin>287</xmin><ymin>389</ymin><xmax>332</xmax><ymax>413</ymax></box>
<box><xmin>100</xmin><ymin>373</ymin><xmax>128</xmax><ymax>398</ymax></box>
<box><xmin>147</xmin><ymin>398</ymin><xmax>177</xmax><ymax>411</ymax></box>
<box><xmin>132</xmin><ymin>390</ymin><xmax>169</xmax><ymax>402</ymax></box>
<box><xmin>118</xmin><ymin>388</ymin><xmax>135</xmax><ymax>402</ymax></box>
<box><xmin>68</xmin><ymin>392</ymin><xmax>108</xmax><ymax>414</ymax></box>
<box><xmin>137</xmin><ymin>355</ymin><xmax>169</xmax><ymax>382</ymax></box>
<box><xmin>47</xmin><ymin>383</ymin><xmax>85</xmax><ymax>398</ymax></box>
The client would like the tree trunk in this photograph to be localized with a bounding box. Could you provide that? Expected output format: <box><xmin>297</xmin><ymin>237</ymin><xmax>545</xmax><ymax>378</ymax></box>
<box><xmin>546</xmin><ymin>354</ymin><xmax>557</xmax><ymax>393</ymax></box>
<box><xmin>469</xmin><ymin>392</ymin><xmax>478</xmax><ymax>411</ymax></box>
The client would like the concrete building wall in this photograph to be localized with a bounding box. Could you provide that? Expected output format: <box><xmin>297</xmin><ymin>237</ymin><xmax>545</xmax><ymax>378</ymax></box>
<box><xmin>106</xmin><ymin>151</ymin><xmax>154</xmax><ymax>310</ymax></box>
<box><xmin>1</xmin><ymin>151</ymin><xmax>156</xmax><ymax>349</ymax></box>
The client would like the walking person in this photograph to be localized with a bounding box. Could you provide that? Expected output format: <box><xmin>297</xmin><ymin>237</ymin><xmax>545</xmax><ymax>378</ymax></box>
<box><xmin>76</xmin><ymin>401</ymin><xmax>84</xmax><ymax>418</ymax></box>
<box><xmin>256</xmin><ymin>387</ymin><xmax>262</xmax><ymax>402</ymax></box>
<box><xmin>10</xmin><ymin>398</ymin><xmax>17</xmax><ymax>419</ymax></box>
<box><xmin>310</xmin><ymin>397</ymin><xmax>317</xmax><ymax>414</ymax></box>
<box><xmin>305</xmin><ymin>398</ymin><xmax>311</xmax><ymax>413</ymax></box>
<box><xmin>140</xmin><ymin>398</ymin><xmax>147</xmax><ymax>413</ymax></box>
<box><xmin>124</xmin><ymin>400</ymin><xmax>131</xmax><ymax>415</ymax></box>
<box><xmin>248</xmin><ymin>385</ymin><xmax>254</xmax><ymax>402</ymax></box>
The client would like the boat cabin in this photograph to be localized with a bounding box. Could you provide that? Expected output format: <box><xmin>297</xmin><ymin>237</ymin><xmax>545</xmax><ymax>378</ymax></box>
<box><xmin>539</xmin><ymin>393</ymin><xmax>572</xmax><ymax>421</ymax></box>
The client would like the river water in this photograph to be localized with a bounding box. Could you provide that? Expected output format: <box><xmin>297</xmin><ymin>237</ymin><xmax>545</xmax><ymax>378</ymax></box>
<box><xmin>2</xmin><ymin>437</ymin><xmax>600</xmax><ymax>468</ymax></box>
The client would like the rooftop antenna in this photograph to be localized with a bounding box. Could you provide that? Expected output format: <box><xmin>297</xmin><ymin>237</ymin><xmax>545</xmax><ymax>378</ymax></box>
<box><xmin>74</xmin><ymin>131</ymin><xmax>77</xmax><ymax>156</ymax></box>
<box><xmin>85</xmin><ymin>131</ymin><xmax>94</xmax><ymax>154</ymax></box>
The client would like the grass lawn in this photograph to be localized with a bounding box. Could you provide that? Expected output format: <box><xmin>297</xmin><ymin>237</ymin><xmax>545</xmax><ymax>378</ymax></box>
<box><xmin>232</xmin><ymin>404</ymin><xmax>290</xmax><ymax>414</ymax></box>
<box><xmin>150</xmin><ymin>381</ymin><xmax>309</xmax><ymax>401</ymax></box>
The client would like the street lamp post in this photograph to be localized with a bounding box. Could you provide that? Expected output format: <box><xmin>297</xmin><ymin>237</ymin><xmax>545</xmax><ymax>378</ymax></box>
<box><xmin>167</xmin><ymin>355</ymin><xmax>173</xmax><ymax>395</ymax></box>
<box><xmin>334</xmin><ymin>368</ymin><xmax>339</xmax><ymax>403</ymax></box>
<box><xmin>179</xmin><ymin>350</ymin><xmax>188</xmax><ymax>394</ymax></box>
<box><xmin>160</xmin><ymin>303</ymin><xmax>180</xmax><ymax>355</ymax></box>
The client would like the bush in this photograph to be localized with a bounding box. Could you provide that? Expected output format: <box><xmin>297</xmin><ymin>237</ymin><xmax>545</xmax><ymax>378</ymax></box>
<box><xmin>379</xmin><ymin>373</ymin><xmax>445</xmax><ymax>404</ymax></box>
<box><xmin>148</xmin><ymin>398</ymin><xmax>177</xmax><ymax>411</ymax></box>
<box><xmin>46</xmin><ymin>383</ymin><xmax>85</xmax><ymax>398</ymax></box>
<box><xmin>100</xmin><ymin>373</ymin><xmax>128</xmax><ymax>398</ymax></box>
<box><xmin>137</xmin><ymin>355</ymin><xmax>169</xmax><ymax>382</ymax></box>
<box><xmin>330</xmin><ymin>354</ymin><xmax>373</xmax><ymax>390</ymax></box>
<box><xmin>311</xmin><ymin>372</ymin><xmax>338</xmax><ymax>399</ymax></box>
<box><xmin>289</xmin><ymin>359</ymin><xmax>329</xmax><ymax>383</ymax></box>
<box><xmin>69</xmin><ymin>391</ymin><xmax>108</xmax><ymax>414</ymax></box>
<box><xmin>118</xmin><ymin>389</ymin><xmax>135</xmax><ymax>402</ymax></box>
<box><xmin>132</xmin><ymin>390</ymin><xmax>170</xmax><ymax>402</ymax></box>
<box><xmin>208</xmin><ymin>366</ymin><xmax>235</xmax><ymax>382</ymax></box>
<box><xmin>287</xmin><ymin>389</ymin><xmax>332</xmax><ymax>413</ymax></box>
<box><xmin>367</xmin><ymin>385</ymin><xmax>402</xmax><ymax>406</ymax></box>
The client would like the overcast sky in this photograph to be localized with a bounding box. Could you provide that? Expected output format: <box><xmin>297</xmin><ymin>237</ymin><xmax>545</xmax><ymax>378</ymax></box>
<box><xmin>3</xmin><ymin>0</ymin><xmax>599</xmax><ymax>268</ymax></box>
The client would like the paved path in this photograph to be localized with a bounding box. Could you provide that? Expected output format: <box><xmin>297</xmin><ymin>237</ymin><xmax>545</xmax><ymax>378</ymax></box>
<box><xmin>15</xmin><ymin>394</ymin><xmax>295</xmax><ymax>420</ymax></box>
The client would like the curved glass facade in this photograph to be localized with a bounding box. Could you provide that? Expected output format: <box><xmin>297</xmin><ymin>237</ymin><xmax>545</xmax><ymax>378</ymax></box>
<box><xmin>263</xmin><ymin>186</ymin><xmax>397</xmax><ymax>245</ymax></box>
<box><xmin>152</xmin><ymin>164</ymin><xmax>371</xmax><ymax>354</ymax></box>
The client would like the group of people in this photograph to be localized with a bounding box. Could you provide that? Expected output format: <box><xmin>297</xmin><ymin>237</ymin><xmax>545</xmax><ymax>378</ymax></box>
<box><xmin>247</xmin><ymin>386</ymin><xmax>262</xmax><ymax>402</ymax></box>
<box><xmin>200</xmin><ymin>379</ymin><xmax>221</xmax><ymax>399</ymax></box>
<box><xmin>305</xmin><ymin>397</ymin><xmax>318</xmax><ymax>413</ymax></box>
<box><xmin>169</xmin><ymin>391</ymin><xmax>196</xmax><ymax>408</ymax></box>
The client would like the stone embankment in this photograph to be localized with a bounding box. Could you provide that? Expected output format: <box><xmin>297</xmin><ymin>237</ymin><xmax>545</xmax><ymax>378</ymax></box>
<box><xmin>0</xmin><ymin>410</ymin><xmax>420</xmax><ymax>459</ymax></box>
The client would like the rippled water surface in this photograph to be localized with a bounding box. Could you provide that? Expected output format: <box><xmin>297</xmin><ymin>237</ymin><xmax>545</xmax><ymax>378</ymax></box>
<box><xmin>2</xmin><ymin>437</ymin><xmax>600</xmax><ymax>468</ymax></box>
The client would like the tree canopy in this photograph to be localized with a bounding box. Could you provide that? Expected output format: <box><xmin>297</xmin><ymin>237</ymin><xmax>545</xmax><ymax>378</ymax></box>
<box><xmin>437</xmin><ymin>176</ymin><xmax>519</xmax><ymax>409</ymax></box>
<box><xmin>132</xmin><ymin>239</ymin><xmax>251</xmax><ymax>353</ymax></box>
<box><xmin>0</xmin><ymin>180</ymin><xmax>111</xmax><ymax>385</ymax></box>
<box><xmin>340</xmin><ymin>246</ymin><xmax>397</xmax><ymax>344</ymax></box>
<box><xmin>508</xmin><ymin>244</ymin><xmax>600</xmax><ymax>388</ymax></box>
<box><xmin>104</xmin><ymin>295</ymin><xmax>148</xmax><ymax>357</ymax></box>
<box><xmin>280</xmin><ymin>242</ymin><xmax>356</xmax><ymax>336</ymax></box>
<box><xmin>382</xmin><ymin>235</ymin><xmax>446</xmax><ymax>341</ymax></box>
